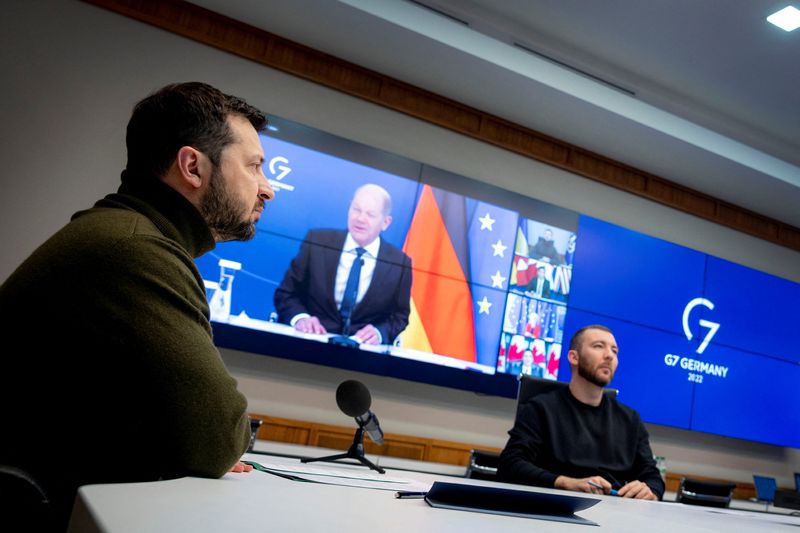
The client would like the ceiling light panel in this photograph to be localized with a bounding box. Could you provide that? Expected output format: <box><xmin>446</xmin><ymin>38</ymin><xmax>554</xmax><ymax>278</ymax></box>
<box><xmin>767</xmin><ymin>5</ymin><xmax>800</xmax><ymax>32</ymax></box>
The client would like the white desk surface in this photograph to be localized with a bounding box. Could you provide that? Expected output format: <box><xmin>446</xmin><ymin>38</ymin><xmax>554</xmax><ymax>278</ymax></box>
<box><xmin>69</xmin><ymin>453</ymin><xmax>800</xmax><ymax>533</ymax></box>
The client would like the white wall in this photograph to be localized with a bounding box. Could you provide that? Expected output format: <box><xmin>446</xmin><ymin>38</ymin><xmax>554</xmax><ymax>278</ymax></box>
<box><xmin>2</xmin><ymin>1</ymin><xmax>798</xmax><ymax>486</ymax></box>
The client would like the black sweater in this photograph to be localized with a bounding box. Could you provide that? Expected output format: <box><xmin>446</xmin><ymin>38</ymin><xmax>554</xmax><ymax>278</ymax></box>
<box><xmin>498</xmin><ymin>387</ymin><xmax>665</xmax><ymax>499</ymax></box>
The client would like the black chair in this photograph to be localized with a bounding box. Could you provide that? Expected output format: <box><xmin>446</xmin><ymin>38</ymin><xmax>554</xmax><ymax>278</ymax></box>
<box><xmin>0</xmin><ymin>464</ymin><xmax>55</xmax><ymax>530</ymax></box>
<box><xmin>775</xmin><ymin>489</ymin><xmax>800</xmax><ymax>511</ymax></box>
<box><xmin>676</xmin><ymin>477</ymin><xmax>735</xmax><ymax>508</ymax></box>
<box><xmin>465</xmin><ymin>449</ymin><xmax>501</xmax><ymax>480</ymax></box>
<box><xmin>516</xmin><ymin>375</ymin><xmax>618</xmax><ymax>418</ymax></box>
<box><xmin>247</xmin><ymin>417</ymin><xmax>264</xmax><ymax>452</ymax></box>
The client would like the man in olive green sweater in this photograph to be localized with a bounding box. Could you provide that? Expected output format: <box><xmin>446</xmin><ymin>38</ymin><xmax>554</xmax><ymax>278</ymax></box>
<box><xmin>0</xmin><ymin>82</ymin><xmax>275</xmax><ymax>530</ymax></box>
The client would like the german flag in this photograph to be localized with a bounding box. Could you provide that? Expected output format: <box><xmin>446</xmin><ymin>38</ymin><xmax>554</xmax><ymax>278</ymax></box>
<box><xmin>400</xmin><ymin>185</ymin><xmax>477</xmax><ymax>362</ymax></box>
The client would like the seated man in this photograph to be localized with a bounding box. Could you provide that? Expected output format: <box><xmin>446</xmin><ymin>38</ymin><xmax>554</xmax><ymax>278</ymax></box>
<box><xmin>524</xmin><ymin>264</ymin><xmax>551</xmax><ymax>299</ymax></box>
<box><xmin>0</xmin><ymin>82</ymin><xmax>269</xmax><ymax>529</ymax></box>
<box><xmin>274</xmin><ymin>183</ymin><xmax>412</xmax><ymax>345</ymax></box>
<box><xmin>498</xmin><ymin>325</ymin><xmax>664</xmax><ymax>500</ymax></box>
<box><xmin>530</xmin><ymin>228</ymin><xmax>561</xmax><ymax>264</ymax></box>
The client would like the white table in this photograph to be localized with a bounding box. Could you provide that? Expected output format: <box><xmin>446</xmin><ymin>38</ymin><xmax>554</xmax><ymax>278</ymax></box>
<box><xmin>68</xmin><ymin>453</ymin><xmax>800</xmax><ymax>532</ymax></box>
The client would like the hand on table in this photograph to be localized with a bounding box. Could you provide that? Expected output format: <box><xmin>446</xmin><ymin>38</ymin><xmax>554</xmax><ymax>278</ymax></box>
<box><xmin>229</xmin><ymin>462</ymin><xmax>253</xmax><ymax>474</ymax></box>
<box><xmin>555</xmin><ymin>475</ymin><xmax>612</xmax><ymax>495</ymax></box>
<box><xmin>617</xmin><ymin>480</ymin><xmax>657</xmax><ymax>500</ymax></box>
<box><xmin>352</xmin><ymin>324</ymin><xmax>381</xmax><ymax>345</ymax></box>
<box><xmin>294</xmin><ymin>316</ymin><xmax>327</xmax><ymax>335</ymax></box>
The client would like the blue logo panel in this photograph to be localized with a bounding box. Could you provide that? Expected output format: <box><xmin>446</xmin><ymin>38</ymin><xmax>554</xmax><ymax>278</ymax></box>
<box><xmin>569</xmin><ymin>217</ymin><xmax>707</xmax><ymax>335</ymax></box>
<box><xmin>690</xmin><ymin>343</ymin><xmax>800</xmax><ymax>448</ymax></box>
<box><xmin>702</xmin><ymin>256</ymin><xmax>800</xmax><ymax>364</ymax></box>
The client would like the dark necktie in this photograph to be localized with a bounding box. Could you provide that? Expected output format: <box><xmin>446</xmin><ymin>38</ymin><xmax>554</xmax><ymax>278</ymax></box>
<box><xmin>340</xmin><ymin>247</ymin><xmax>366</xmax><ymax>333</ymax></box>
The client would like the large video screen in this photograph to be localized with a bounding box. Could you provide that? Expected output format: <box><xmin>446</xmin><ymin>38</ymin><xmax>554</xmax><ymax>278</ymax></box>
<box><xmin>197</xmin><ymin>116</ymin><xmax>800</xmax><ymax>448</ymax></box>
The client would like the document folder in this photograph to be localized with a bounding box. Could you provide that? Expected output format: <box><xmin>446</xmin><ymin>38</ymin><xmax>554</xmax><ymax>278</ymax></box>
<box><xmin>424</xmin><ymin>481</ymin><xmax>600</xmax><ymax>526</ymax></box>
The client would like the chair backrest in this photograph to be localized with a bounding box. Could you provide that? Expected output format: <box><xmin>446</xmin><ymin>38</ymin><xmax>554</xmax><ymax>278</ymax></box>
<box><xmin>0</xmin><ymin>464</ymin><xmax>55</xmax><ymax>530</ymax></box>
<box><xmin>516</xmin><ymin>375</ymin><xmax>618</xmax><ymax>418</ymax></box>
<box><xmin>465</xmin><ymin>449</ymin><xmax>501</xmax><ymax>481</ymax></box>
<box><xmin>753</xmin><ymin>475</ymin><xmax>778</xmax><ymax>502</ymax></box>
<box><xmin>774</xmin><ymin>489</ymin><xmax>800</xmax><ymax>510</ymax></box>
<box><xmin>676</xmin><ymin>477</ymin><xmax>735</xmax><ymax>508</ymax></box>
<box><xmin>247</xmin><ymin>417</ymin><xmax>263</xmax><ymax>452</ymax></box>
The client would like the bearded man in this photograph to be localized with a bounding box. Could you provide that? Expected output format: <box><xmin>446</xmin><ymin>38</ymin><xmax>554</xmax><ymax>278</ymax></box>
<box><xmin>498</xmin><ymin>325</ymin><xmax>664</xmax><ymax>500</ymax></box>
<box><xmin>0</xmin><ymin>82</ymin><xmax>273</xmax><ymax>530</ymax></box>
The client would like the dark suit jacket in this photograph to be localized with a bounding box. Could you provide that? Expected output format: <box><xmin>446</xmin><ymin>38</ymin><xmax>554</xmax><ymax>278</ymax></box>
<box><xmin>274</xmin><ymin>229</ymin><xmax>413</xmax><ymax>343</ymax></box>
<box><xmin>525</xmin><ymin>277</ymin><xmax>551</xmax><ymax>299</ymax></box>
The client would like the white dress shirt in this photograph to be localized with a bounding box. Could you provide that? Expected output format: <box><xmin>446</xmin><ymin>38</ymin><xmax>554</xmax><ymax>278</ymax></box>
<box><xmin>334</xmin><ymin>233</ymin><xmax>381</xmax><ymax>308</ymax></box>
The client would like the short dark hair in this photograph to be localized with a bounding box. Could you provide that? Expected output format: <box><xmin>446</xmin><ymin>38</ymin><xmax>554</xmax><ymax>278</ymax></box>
<box><xmin>568</xmin><ymin>324</ymin><xmax>613</xmax><ymax>351</ymax></box>
<box><xmin>125</xmin><ymin>82</ymin><xmax>267</xmax><ymax>177</ymax></box>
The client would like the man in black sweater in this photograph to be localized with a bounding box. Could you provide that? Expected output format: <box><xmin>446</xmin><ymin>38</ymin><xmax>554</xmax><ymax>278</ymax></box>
<box><xmin>498</xmin><ymin>325</ymin><xmax>664</xmax><ymax>500</ymax></box>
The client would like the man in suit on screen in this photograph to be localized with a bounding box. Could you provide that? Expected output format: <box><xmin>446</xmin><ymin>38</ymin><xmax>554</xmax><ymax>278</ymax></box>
<box><xmin>525</xmin><ymin>264</ymin><xmax>551</xmax><ymax>299</ymax></box>
<box><xmin>274</xmin><ymin>183</ymin><xmax>412</xmax><ymax>345</ymax></box>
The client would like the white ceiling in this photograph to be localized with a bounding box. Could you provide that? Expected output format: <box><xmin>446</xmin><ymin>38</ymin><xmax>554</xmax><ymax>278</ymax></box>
<box><xmin>192</xmin><ymin>0</ymin><xmax>800</xmax><ymax>228</ymax></box>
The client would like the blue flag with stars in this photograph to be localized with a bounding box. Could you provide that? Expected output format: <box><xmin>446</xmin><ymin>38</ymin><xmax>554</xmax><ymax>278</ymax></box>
<box><xmin>467</xmin><ymin>200</ymin><xmax>519</xmax><ymax>369</ymax></box>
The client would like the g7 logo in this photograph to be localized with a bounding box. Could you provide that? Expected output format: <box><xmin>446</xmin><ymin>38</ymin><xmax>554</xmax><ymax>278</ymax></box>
<box><xmin>268</xmin><ymin>156</ymin><xmax>291</xmax><ymax>180</ymax></box>
<box><xmin>681</xmin><ymin>298</ymin><xmax>720</xmax><ymax>355</ymax></box>
<box><xmin>267</xmin><ymin>156</ymin><xmax>295</xmax><ymax>192</ymax></box>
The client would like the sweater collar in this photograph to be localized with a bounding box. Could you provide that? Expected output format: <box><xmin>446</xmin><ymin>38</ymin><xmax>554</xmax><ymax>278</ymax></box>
<box><xmin>92</xmin><ymin>169</ymin><xmax>215</xmax><ymax>258</ymax></box>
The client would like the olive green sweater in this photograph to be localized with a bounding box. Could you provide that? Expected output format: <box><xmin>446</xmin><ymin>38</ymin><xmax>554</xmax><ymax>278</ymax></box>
<box><xmin>0</xmin><ymin>171</ymin><xmax>251</xmax><ymax>527</ymax></box>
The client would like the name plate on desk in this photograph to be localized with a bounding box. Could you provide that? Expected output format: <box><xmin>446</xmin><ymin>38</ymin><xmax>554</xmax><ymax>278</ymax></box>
<box><xmin>424</xmin><ymin>481</ymin><xmax>600</xmax><ymax>526</ymax></box>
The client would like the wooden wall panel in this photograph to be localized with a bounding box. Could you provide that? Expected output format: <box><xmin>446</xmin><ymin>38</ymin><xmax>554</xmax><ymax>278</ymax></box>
<box><xmin>481</xmin><ymin>117</ymin><xmax>569</xmax><ymax>163</ymax></box>
<box><xmin>427</xmin><ymin>440</ymin><xmax>482</xmax><ymax>467</ymax></box>
<box><xmin>647</xmin><ymin>179</ymin><xmax>718</xmax><ymax>217</ymax></box>
<box><xmin>778</xmin><ymin>225</ymin><xmax>800</xmax><ymax>249</ymax></box>
<box><xmin>568</xmin><ymin>150</ymin><xmax>648</xmax><ymax>192</ymax></box>
<box><xmin>716</xmin><ymin>204</ymin><xmax>779</xmax><ymax>239</ymax></box>
<box><xmin>248</xmin><ymin>413</ymin><xmax>498</xmax><ymax>467</ymax></box>
<box><xmin>250</xmin><ymin>414</ymin><xmax>312</xmax><ymax>445</ymax></box>
<box><xmin>82</xmin><ymin>0</ymin><xmax>800</xmax><ymax>252</ymax></box>
<box><xmin>380</xmin><ymin>82</ymin><xmax>483</xmax><ymax>135</ymax></box>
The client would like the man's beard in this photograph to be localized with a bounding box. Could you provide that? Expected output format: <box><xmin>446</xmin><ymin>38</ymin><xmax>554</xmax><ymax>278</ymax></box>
<box><xmin>200</xmin><ymin>166</ymin><xmax>261</xmax><ymax>242</ymax></box>
<box><xmin>576</xmin><ymin>352</ymin><xmax>613</xmax><ymax>387</ymax></box>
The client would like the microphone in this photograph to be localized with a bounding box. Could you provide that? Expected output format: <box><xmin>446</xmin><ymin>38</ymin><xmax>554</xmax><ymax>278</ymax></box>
<box><xmin>301</xmin><ymin>379</ymin><xmax>386</xmax><ymax>473</ymax></box>
<box><xmin>336</xmin><ymin>380</ymin><xmax>384</xmax><ymax>445</ymax></box>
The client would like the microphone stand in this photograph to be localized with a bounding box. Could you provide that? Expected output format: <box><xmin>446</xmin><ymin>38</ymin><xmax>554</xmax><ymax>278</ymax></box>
<box><xmin>301</xmin><ymin>426</ymin><xmax>386</xmax><ymax>474</ymax></box>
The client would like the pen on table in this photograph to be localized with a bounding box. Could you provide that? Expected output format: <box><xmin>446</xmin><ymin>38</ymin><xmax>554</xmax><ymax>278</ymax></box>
<box><xmin>395</xmin><ymin>491</ymin><xmax>428</xmax><ymax>499</ymax></box>
<box><xmin>587</xmin><ymin>480</ymin><xmax>618</xmax><ymax>496</ymax></box>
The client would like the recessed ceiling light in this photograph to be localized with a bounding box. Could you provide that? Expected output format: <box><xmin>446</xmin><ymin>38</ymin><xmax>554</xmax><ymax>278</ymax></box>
<box><xmin>767</xmin><ymin>5</ymin><xmax>800</xmax><ymax>32</ymax></box>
